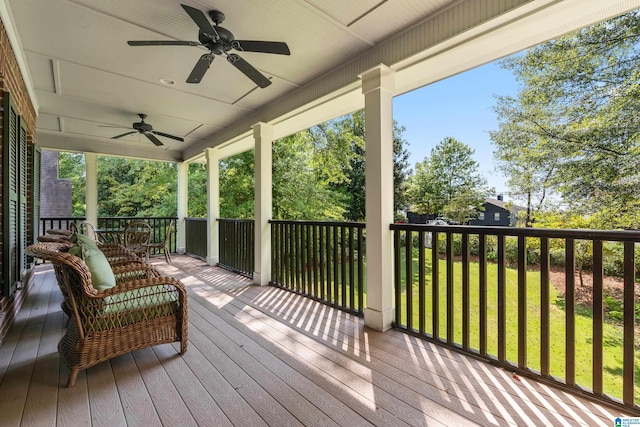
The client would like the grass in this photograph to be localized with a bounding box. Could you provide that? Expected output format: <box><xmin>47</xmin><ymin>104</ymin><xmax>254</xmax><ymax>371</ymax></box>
<box><xmin>396</xmin><ymin>246</ymin><xmax>640</xmax><ymax>404</ymax></box>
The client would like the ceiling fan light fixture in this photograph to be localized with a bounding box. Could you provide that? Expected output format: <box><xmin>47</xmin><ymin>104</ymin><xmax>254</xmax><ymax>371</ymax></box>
<box><xmin>160</xmin><ymin>78</ymin><xmax>176</xmax><ymax>85</ymax></box>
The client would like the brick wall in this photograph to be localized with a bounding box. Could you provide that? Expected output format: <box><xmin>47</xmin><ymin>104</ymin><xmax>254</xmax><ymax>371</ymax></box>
<box><xmin>0</xmin><ymin>18</ymin><xmax>37</xmax><ymax>302</ymax></box>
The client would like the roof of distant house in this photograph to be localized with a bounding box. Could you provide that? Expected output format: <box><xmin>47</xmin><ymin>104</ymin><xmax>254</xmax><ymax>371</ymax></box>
<box><xmin>485</xmin><ymin>198</ymin><xmax>526</xmax><ymax>212</ymax></box>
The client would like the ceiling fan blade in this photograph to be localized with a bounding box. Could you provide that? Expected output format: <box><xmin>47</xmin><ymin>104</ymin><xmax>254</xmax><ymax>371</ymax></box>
<box><xmin>128</xmin><ymin>40</ymin><xmax>200</xmax><ymax>46</ymax></box>
<box><xmin>144</xmin><ymin>132</ymin><xmax>164</xmax><ymax>146</ymax></box>
<box><xmin>181</xmin><ymin>4</ymin><xmax>217</xmax><ymax>37</ymax></box>
<box><xmin>187</xmin><ymin>54</ymin><xmax>214</xmax><ymax>83</ymax></box>
<box><xmin>227</xmin><ymin>53</ymin><xmax>271</xmax><ymax>88</ymax></box>
<box><xmin>111</xmin><ymin>131</ymin><xmax>137</xmax><ymax>139</ymax></box>
<box><xmin>152</xmin><ymin>130</ymin><xmax>184</xmax><ymax>142</ymax></box>
<box><xmin>234</xmin><ymin>40</ymin><xmax>290</xmax><ymax>55</ymax></box>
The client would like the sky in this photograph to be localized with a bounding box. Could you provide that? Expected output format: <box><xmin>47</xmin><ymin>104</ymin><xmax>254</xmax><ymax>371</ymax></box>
<box><xmin>392</xmin><ymin>60</ymin><xmax>520</xmax><ymax>199</ymax></box>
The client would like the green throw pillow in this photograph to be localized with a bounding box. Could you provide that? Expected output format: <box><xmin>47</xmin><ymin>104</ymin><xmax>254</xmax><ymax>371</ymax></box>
<box><xmin>69</xmin><ymin>232</ymin><xmax>116</xmax><ymax>291</ymax></box>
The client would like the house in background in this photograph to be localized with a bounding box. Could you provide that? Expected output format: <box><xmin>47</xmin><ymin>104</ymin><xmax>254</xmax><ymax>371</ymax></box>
<box><xmin>407</xmin><ymin>195</ymin><xmax>525</xmax><ymax>227</ymax></box>
<box><xmin>468</xmin><ymin>195</ymin><xmax>525</xmax><ymax>227</ymax></box>
<box><xmin>39</xmin><ymin>150</ymin><xmax>72</xmax><ymax>224</ymax></box>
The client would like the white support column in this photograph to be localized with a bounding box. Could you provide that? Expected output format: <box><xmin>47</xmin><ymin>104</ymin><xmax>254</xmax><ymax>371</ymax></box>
<box><xmin>253</xmin><ymin>122</ymin><xmax>273</xmax><ymax>286</ymax></box>
<box><xmin>361</xmin><ymin>64</ymin><xmax>395</xmax><ymax>332</ymax></box>
<box><xmin>85</xmin><ymin>152</ymin><xmax>98</xmax><ymax>227</ymax></box>
<box><xmin>206</xmin><ymin>148</ymin><xmax>220</xmax><ymax>266</ymax></box>
<box><xmin>176</xmin><ymin>161</ymin><xmax>188</xmax><ymax>254</ymax></box>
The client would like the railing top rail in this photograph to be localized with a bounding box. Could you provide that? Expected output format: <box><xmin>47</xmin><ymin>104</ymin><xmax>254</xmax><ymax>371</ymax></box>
<box><xmin>217</xmin><ymin>218</ymin><xmax>255</xmax><ymax>223</ymax></box>
<box><xmin>99</xmin><ymin>216</ymin><xmax>177</xmax><ymax>220</ymax></box>
<box><xmin>390</xmin><ymin>223</ymin><xmax>640</xmax><ymax>241</ymax></box>
<box><xmin>269</xmin><ymin>219</ymin><xmax>366</xmax><ymax>228</ymax></box>
<box><xmin>185</xmin><ymin>217</ymin><xmax>207</xmax><ymax>221</ymax></box>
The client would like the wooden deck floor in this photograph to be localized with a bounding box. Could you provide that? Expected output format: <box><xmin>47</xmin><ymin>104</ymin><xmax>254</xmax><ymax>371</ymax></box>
<box><xmin>0</xmin><ymin>255</ymin><xmax>625</xmax><ymax>426</ymax></box>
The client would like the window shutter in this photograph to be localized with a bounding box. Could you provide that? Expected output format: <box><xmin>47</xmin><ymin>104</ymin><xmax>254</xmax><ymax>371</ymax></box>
<box><xmin>32</xmin><ymin>146</ymin><xmax>41</xmax><ymax>247</ymax></box>
<box><xmin>2</xmin><ymin>93</ymin><xmax>20</xmax><ymax>296</ymax></box>
<box><xmin>18</xmin><ymin>119</ymin><xmax>27</xmax><ymax>272</ymax></box>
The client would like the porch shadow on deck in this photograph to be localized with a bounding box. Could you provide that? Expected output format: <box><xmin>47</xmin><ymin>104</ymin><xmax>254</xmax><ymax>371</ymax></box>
<box><xmin>0</xmin><ymin>255</ymin><xmax>624</xmax><ymax>426</ymax></box>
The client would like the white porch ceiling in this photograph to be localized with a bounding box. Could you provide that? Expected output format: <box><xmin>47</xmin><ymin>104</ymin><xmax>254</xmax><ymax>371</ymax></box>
<box><xmin>4</xmin><ymin>0</ymin><xmax>640</xmax><ymax>162</ymax></box>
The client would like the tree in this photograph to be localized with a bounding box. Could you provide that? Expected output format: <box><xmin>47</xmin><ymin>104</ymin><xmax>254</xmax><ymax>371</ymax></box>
<box><xmin>187</xmin><ymin>162</ymin><xmax>207</xmax><ymax>217</ymax></box>
<box><xmin>311</xmin><ymin>110</ymin><xmax>411</xmax><ymax>221</ymax></box>
<box><xmin>490</xmin><ymin>97</ymin><xmax>559</xmax><ymax>226</ymax></box>
<box><xmin>97</xmin><ymin>157</ymin><xmax>177</xmax><ymax>217</ymax></box>
<box><xmin>58</xmin><ymin>152</ymin><xmax>86</xmax><ymax>216</ymax></box>
<box><xmin>219</xmin><ymin>150</ymin><xmax>255</xmax><ymax>219</ymax></box>
<box><xmin>273</xmin><ymin>131</ymin><xmax>345</xmax><ymax>220</ymax></box>
<box><xmin>493</xmin><ymin>12</ymin><xmax>640</xmax><ymax>227</ymax></box>
<box><xmin>407</xmin><ymin>137</ymin><xmax>493</xmax><ymax>223</ymax></box>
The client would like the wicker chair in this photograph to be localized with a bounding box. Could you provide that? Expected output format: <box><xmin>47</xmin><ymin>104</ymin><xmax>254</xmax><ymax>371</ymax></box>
<box><xmin>26</xmin><ymin>242</ymin><xmax>188</xmax><ymax>387</ymax></box>
<box><xmin>146</xmin><ymin>220</ymin><xmax>174</xmax><ymax>264</ymax></box>
<box><xmin>99</xmin><ymin>243</ymin><xmax>149</xmax><ymax>267</ymax></box>
<box><xmin>124</xmin><ymin>220</ymin><xmax>152</xmax><ymax>259</ymax></box>
<box><xmin>46</xmin><ymin>228</ymin><xmax>74</xmax><ymax>237</ymax></box>
<box><xmin>78</xmin><ymin>221</ymin><xmax>99</xmax><ymax>242</ymax></box>
<box><xmin>38</xmin><ymin>234</ymin><xmax>71</xmax><ymax>244</ymax></box>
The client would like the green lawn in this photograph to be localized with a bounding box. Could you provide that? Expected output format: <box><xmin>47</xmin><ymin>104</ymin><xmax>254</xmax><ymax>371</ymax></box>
<box><xmin>396</xmin><ymin>246</ymin><xmax>640</xmax><ymax>404</ymax></box>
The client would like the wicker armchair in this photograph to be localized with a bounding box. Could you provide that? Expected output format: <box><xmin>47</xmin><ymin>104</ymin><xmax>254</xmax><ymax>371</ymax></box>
<box><xmin>26</xmin><ymin>242</ymin><xmax>188</xmax><ymax>387</ymax></box>
<box><xmin>124</xmin><ymin>220</ymin><xmax>152</xmax><ymax>259</ymax></box>
<box><xmin>146</xmin><ymin>220</ymin><xmax>174</xmax><ymax>264</ymax></box>
<box><xmin>99</xmin><ymin>243</ymin><xmax>149</xmax><ymax>267</ymax></box>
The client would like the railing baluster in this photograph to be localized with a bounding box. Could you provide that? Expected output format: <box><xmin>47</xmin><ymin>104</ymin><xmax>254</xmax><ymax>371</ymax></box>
<box><xmin>301</xmin><ymin>223</ymin><xmax>307</xmax><ymax>295</ymax></box>
<box><xmin>341</xmin><ymin>225</ymin><xmax>347</xmax><ymax>308</ymax></box>
<box><xmin>518</xmin><ymin>235</ymin><xmax>527</xmax><ymax>369</ymax></box>
<box><xmin>592</xmin><ymin>239</ymin><xmax>603</xmax><ymax>395</ymax></box>
<box><xmin>497</xmin><ymin>234</ymin><xmax>506</xmax><ymax>362</ymax></box>
<box><xmin>333</xmin><ymin>227</ymin><xmax>340</xmax><ymax>305</ymax></box>
<box><xmin>358</xmin><ymin>226</ymin><xmax>364</xmax><ymax>312</ymax></box>
<box><xmin>312</xmin><ymin>225</ymin><xmax>318</xmax><ymax>298</ymax></box>
<box><xmin>418</xmin><ymin>230</ymin><xmax>425</xmax><ymax>335</ymax></box>
<box><xmin>294</xmin><ymin>223</ymin><xmax>301</xmax><ymax>292</ymax></box>
<box><xmin>623</xmin><ymin>241</ymin><xmax>635</xmax><ymax>405</ymax></box>
<box><xmin>540</xmin><ymin>237</ymin><xmax>550</xmax><ymax>377</ymax></box>
<box><xmin>479</xmin><ymin>233</ymin><xmax>487</xmax><ymax>357</ymax></box>
<box><xmin>319</xmin><ymin>225</ymin><xmax>325</xmax><ymax>300</ymax></box>
<box><xmin>326</xmin><ymin>224</ymin><xmax>332</xmax><ymax>303</ymax></box>
<box><xmin>446</xmin><ymin>232</ymin><xmax>454</xmax><ymax>344</ymax></box>
<box><xmin>462</xmin><ymin>233</ymin><xmax>469</xmax><ymax>350</ymax></box>
<box><xmin>565</xmin><ymin>238</ymin><xmax>576</xmax><ymax>386</ymax></box>
<box><xmin>406</xmin><ymin>230</ymin><xmax>413</xmax><ymax>330</ymax></box>
<box><xmin>271</xmin><ymin>222</ymin><xmax>278</xmax><ymax>284</ymax></box>
<box><xmin>395</xmin><ymin>230</ymin><xmax>402</xmax><ymax>326</ymax></box>
<box><xmin>432</xmin><ymin>230</ymin><xmax>439</xmax><ymax>339</ymax></box>
<box><xmin>349</xmin><ymin>226</ymin><xmax>355</xmax><ymax>310</ymax></box>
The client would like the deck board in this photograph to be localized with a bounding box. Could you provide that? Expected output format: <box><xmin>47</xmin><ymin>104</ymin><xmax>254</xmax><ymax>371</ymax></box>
<box><xmin>110</xmin><ymin>352</ymin><xmax>163</xmax><ymax>426</ymax></box>
<box><xmin>0</xmin><ymin>256</ymin><xmax>627</xmax><ymax>426</ymax></box>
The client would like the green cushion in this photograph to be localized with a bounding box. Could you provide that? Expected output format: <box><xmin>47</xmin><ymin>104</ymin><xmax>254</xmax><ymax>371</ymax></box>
<box><xmin>69</xmin><ymin>232</ymin><xmax>117</xmax><ymax>291</ymax></box>
<box><xmin>103</xmin><ymin>285</ymin><xmax>177</xmax><ymax>314</ymax></box>
<box><xmin>81</xmin><ymin>286</ymin><xmax>178</xmax><ymax>332</ymax></box>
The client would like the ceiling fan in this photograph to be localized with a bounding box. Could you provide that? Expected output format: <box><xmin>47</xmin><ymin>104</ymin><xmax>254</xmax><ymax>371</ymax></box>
<box><xmin>100</xmin><ymin>114</ymin><xmax>184</xmax><ymax>146</ymax></box>
<box><xmin>127</xmin><ymin>4</ymin><xmax>290</xmax><ymax>88</ymax></box>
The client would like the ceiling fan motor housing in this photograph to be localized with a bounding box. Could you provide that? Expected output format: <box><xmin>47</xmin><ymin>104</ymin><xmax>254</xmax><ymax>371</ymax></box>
<box><xmin>132</xmin><ymin>122</ymin><xmax>152</xmax><ymax>132</ymax></box>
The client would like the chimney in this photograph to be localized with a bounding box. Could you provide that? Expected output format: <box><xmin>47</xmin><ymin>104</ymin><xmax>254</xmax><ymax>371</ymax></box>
<box><xmin>497</xmin><ymin>194</ymin><xmax>503</xmax><ymax>201</ymax></box>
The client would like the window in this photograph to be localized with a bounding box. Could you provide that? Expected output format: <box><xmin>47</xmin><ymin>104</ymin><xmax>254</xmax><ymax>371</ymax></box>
<box><xmin>478</xmin><ymin>212</ymin><xmax>485</xmax><ymax>220</ymax></box>
<box><xmin>494</xmin><ymin>212</ymin><xmax>501</xmax><ymax>221</ymax></box>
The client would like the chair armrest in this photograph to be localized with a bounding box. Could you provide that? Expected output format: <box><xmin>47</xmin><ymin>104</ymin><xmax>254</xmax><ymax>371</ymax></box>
<box><xmin>112</xmin><ymin>263</ymin><xmax>160</xmax><ymax>282</ymax></box>
<box><xmin>93</xmin><ymin>276</ymin><xmax>187</xmax><ymax>301</ymax></box>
